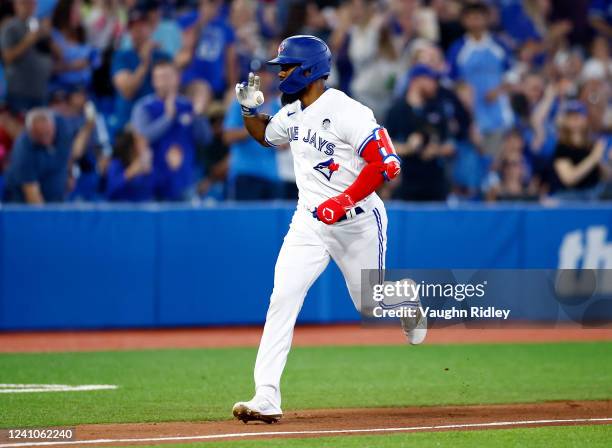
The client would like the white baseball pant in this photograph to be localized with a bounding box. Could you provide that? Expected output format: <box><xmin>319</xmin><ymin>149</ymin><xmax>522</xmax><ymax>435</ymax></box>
<box><xmin>253</xmin><ymin>195</ymin><xmax>387</xmax><ymax>409</ymax></box>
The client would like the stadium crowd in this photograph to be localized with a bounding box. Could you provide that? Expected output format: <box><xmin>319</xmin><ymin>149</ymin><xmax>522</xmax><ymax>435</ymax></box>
<box><xmin>0</xmin><ymin>0</ymin><xmax>611</xmax><ymax>203</ymax></box>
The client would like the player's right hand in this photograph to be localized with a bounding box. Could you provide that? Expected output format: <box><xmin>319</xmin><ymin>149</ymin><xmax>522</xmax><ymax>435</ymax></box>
<box><xmin>235</xmin><ymin>72</ymin><xmax>265</xmax><ymax>114</ymax></box>
<box><xmin>316</xmin><ymin>193</ymin><xmax>355</xmax><ymax>225</ymax></box>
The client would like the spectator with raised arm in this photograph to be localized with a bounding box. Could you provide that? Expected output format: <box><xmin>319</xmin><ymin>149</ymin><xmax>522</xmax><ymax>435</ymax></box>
<box><xmin>329</xmin><ymin>0</ymin><xmax>401</xmax><ymax>120</ymax></box>
<box><xmin>176</xmin><ymin>0</ymin><xmax>238</xmax><ymax>99</ymax></box>
<box><xmin>231</xmin><ymin>0</ymin><xmax>266</xmax><ymax>82</ymax></box>
<box><xmin>345</xmin><ymin>0</ymin><xmax>400</xmax><ymax>121</ymax></box>
<box><xmin>0</xmin><ymin>0</ymin><xmax>53</xmax><ymax>113</ymax></box>
<box><xmin>82</xmin><ymin>0</ymin><xmax>126</xmax><ymax>51</ymax></box>
<box><xmin>56</xmin><ymin>87</ymin><xmax>111</xmax><ymax>201</ymax></box>
<box><xmin>111</xmin><ymin>6</ymin><xmax>171</xmax><ymax>131</ymax></box>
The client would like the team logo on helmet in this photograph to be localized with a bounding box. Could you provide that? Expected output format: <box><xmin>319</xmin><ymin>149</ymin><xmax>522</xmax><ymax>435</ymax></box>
<box><xmin>313</xmin><ymin>158</ymin><xmax>339</xmax><ymax>181</ymax></box>
<box><xmin>278</xmin><ymin>41</ymin><xmax>286</xmax><ymax>54</ymax></box>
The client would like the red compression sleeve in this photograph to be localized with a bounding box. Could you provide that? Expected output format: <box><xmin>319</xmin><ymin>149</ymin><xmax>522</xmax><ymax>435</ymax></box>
<box><xmin>342</xmin><ymin>138</ymin><xmax>388</xmax><ymax>203</ymax></box>
<box><xmin>344</xmin><ymin>161</ymin><xmax>387</xmax><ymax>203</ymax></box>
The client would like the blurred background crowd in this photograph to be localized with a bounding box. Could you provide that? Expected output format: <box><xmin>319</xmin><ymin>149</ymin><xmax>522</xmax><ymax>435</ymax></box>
<box><xmin>0</xmin><ymin>0</ymin><xmax>611</xmax><ymax>204</ymax></box>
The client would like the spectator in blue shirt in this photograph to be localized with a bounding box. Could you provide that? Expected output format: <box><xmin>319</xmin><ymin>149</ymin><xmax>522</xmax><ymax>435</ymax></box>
<box><xmin>50</xmin><ymin>0</ymin><xmax>100</xmax><ymax>94</ymax></box>
<box><xmin>223</xmin><ymin>68</ymin><xmax>280</xmax><ymax>200</ymax></box>
<box><xmin>3</xmin><ymin>108</ymin><xmax>86</xmax><ymax>203</ymax></box>
<box><xmin>106</xmin><ymin>129</ymin><xmax>154</xmax><ymax>202</ymax></box>
<box><xmin>447</xmin><ymin>2</ymin><xmax>514</xmax><ymax>158</ymax></box>
<box><xmin>176</xmin><ymin>0</ymin><xmax>238</xmax><ymax>98</ymax></box>
<box><xmin>111</xmin><ymin>6</ymin><xmax>171</xmax><ymax>132</ymax></box>
<box><xmin>589</xmin><ymin>0</ymin><xmax>612</xmax><ymax>39</ymax></box>
<box><xmin>132</xmin><ymin>60</ymin><xmax>206</xmax><ymax>201</ymax></box>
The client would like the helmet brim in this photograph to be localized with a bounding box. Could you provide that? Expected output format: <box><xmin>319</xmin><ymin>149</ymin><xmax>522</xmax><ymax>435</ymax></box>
<box><xmin>266</xmin><ymin>56</ymin><xmax>304</xmax><ymax>65</ymax></box>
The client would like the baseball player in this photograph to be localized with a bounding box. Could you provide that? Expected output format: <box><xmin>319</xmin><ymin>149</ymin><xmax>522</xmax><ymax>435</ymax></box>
<box><xmin>232</xmin><ymin>35</ymin><xmax>426</xmax><ymax>424</ymax></box>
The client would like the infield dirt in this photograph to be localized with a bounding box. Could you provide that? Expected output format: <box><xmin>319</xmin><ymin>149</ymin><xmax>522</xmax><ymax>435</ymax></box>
<box><xmin>2</xmin><ymin>400</ymin><xmax>607</xmax><ymax>447</ymax></box>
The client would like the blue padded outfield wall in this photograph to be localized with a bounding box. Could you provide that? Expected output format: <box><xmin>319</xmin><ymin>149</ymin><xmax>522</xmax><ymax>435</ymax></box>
<box><xmin>1</xmin><ymin>203</ymin><xmax>612</xmax><ymax>330</ymax></box>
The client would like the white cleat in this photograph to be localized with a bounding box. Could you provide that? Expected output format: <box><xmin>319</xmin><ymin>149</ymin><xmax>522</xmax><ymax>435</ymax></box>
<box><xmin>400</xmin><ymin>300</ymin><xmax>428</xmax><ymax>345</ymax></box>
<box><xmin>232</xmin><ymin>396</ymin><xmax>283</xmax><ymax>424</ymax></box>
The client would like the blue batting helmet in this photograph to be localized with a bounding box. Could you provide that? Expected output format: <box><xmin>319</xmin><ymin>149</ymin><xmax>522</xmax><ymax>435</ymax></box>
<box><xmin>267</xmin><ymin>35</ymin><xmax>331</xmax><ymax>94</ymax></box>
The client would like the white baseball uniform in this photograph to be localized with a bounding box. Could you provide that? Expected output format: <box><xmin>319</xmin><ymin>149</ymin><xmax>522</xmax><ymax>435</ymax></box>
<box><xmin>254</xmin><ymin>88</ymin><xmax>388</xmax><ymax>410</ymax></box>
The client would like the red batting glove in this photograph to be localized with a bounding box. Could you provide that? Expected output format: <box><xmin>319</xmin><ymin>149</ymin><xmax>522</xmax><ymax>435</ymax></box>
<box><xmin>316</xmin><ymin>193</ymin><xmax>355</xmax><ymax>225</ymax></box>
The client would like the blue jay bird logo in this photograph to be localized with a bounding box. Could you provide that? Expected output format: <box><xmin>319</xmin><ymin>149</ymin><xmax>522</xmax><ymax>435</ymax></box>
<box><xmin>313</xmin><ymin>158</ymin><xmax>340</xmax><ymax>181</ymax></box>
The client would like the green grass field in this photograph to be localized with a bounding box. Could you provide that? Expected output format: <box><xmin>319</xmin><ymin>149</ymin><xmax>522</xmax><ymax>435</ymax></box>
<box><xmin>1</xmin><ymin>342</ymin><xmax>611</xmax><ymax>427</ymax></box>
<box><xmin>0</xmin><ymin>342</ymin><xmax>611</xmax><ymax>446</ymax></box>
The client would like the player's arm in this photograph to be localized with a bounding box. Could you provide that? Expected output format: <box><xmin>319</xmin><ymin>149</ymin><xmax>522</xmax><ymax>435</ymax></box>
<box><xmin>242</xmin><ymin>114</ymin><xmax>272</xmax><ymax>147</ymax></box>
<box><xmin>235</xmin><ymin>72</ymin><xmax>273</xmax><ymax>147</ymax></box>
<box><xmin>316</xmin><ymin>128</ymin><xmax>401</xmax><ymax>225</ymax></box>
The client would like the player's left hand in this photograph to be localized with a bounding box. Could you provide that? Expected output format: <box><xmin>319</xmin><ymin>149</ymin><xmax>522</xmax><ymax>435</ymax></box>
<box><xmin>315</xmin><ymin>193</ymin><xmax>355</xmax><ymax>225</ymax></box>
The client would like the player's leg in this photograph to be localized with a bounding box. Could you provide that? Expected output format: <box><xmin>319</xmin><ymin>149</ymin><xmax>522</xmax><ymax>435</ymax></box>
<box><xmin>327</xmin><ymin>202</ymin><xmax>427</xmax><ymax>344</ymax></box>
<box><xmin>254</xmin><ymin>216</ymin><xmax>330</xmax><ymax>406</ymax></box>
<box><xmin>234</xmin><ymin>208</ymin><xmax>330</xmax><ymax>423</ymax></box>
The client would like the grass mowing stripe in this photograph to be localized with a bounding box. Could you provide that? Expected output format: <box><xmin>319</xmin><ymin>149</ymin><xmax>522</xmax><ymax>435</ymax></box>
<box><xmin>0</xmin><ymin>342</ymin><xmax>610</xmax><ymax>428</ymax></box>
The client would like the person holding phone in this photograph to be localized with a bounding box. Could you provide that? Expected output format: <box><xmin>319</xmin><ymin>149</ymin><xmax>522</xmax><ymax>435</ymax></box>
<box><xmin>385</xmin><ymin>64</ymin><xmax>455</xmax><ymax>201</ymax></box>
<box><xmin>553</xmin><ymin>101</ymin><xmax>609</xmax><ymax>200</ymax></box>
<box><xmin>0</xmin><ymin>0</ymin><xmax>53</xmax><ymax>113</ymax></box>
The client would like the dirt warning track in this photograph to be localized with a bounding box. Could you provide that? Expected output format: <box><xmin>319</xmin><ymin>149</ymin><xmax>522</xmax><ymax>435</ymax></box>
<box><xmin>0</xmin><ymin>401</ymin><xmax>610</xmax><ymax>447</ymax></box>
<box><xmin>1</xmin><ymin>324</ymin><xmax>611</xmax><ymax>353</ymax></box>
